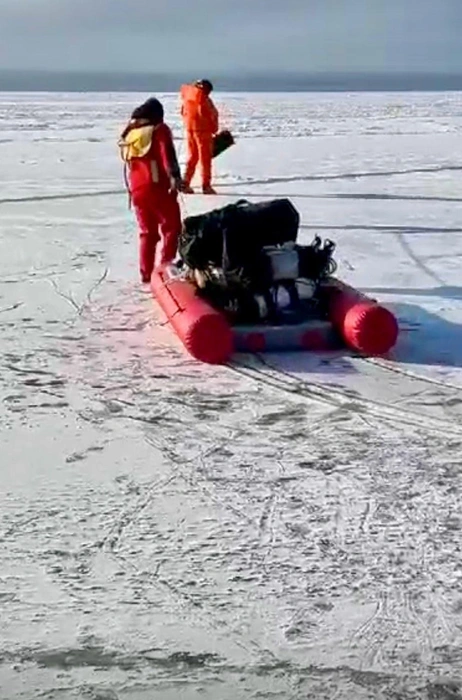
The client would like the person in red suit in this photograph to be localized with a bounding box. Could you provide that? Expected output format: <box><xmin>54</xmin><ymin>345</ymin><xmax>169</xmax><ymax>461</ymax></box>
<box><xmin>119</xmin><ymin>98</ymin><xmax>186</xmax><ymax>283</ymax></box>
<box><xmin>180</xmin><ymin>79</ymin><xmax>219</xmax><ymax>195</ymax></box>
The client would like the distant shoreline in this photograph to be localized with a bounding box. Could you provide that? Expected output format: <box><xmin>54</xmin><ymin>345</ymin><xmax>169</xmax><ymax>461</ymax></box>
<box><xmin>1</xmin><ymin>71</ymin><xmax>462</xmax><ymax>93</ymax></box>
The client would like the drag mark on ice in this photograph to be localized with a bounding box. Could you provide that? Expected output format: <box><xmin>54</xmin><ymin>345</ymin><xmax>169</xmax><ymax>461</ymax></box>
<box><xmin>218</xmin><ymin>164</ymin><xmax>462</xmax><ymax>189</ymax></box>
<box><xmin>229</xmin><ymin>356</ymin><xmax>462</xmax><ymax>437</ymax></box>
<box><xmin>395</xmin><ymin>232</ymin><xmax>447</xmax><ymax>286</ymax></box>
<box><xmin>0</xmin><ymin>302</ymin><xmax>22</xmax><ymax>313</ymax></box>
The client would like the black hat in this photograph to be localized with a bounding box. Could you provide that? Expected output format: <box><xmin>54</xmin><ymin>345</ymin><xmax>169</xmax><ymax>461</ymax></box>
<box><xmin>195</xmin><ymin>79</ymin><xmax>213</xmax><ymax>94</ymax></box>
<box><xmin>131</xmin><ymin>97</ymin><xmax>164</xmax><ymax>124</ymax></box>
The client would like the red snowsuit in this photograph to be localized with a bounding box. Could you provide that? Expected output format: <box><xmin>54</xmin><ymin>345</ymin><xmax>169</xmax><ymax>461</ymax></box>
<box><xmin>180</xmin><ymin>83</ymin><xmax>219</xmax><ymax>190</ymax></box>
<box><xmin>119</xmin><ymin>120</ymin><xmax>182</xmax><ymax>282</ymax></box>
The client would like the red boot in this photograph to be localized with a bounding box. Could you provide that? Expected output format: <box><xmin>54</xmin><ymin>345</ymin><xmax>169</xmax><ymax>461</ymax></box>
<box><xmin>202</xmin><ymin>185</ymin><xmax>217</xmax><ymax>195</ymax></box>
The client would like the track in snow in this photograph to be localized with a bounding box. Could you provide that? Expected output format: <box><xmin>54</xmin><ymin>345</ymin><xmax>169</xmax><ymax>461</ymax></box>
<box><xmin>229</xmin><ymin>353</ymin><xmax>462</xmax><ymax>439</ymax></box>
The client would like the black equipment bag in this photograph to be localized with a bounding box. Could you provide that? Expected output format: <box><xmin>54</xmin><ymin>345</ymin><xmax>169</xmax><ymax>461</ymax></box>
<box><xmin>179</xmin><ymin>198</ymin><xmax>300</xmax><ymax>278</ymax></box>
<box><xmin>212</xmin><ymin>130</ymin><xmax>235</xmax><ymax>158</ymax></box>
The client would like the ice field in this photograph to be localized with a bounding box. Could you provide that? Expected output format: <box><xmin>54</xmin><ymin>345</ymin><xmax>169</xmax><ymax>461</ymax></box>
<box><xmin>1</xmin><ymin>91</ymin><xmax>462</xmax><ymax>699</ymax></box>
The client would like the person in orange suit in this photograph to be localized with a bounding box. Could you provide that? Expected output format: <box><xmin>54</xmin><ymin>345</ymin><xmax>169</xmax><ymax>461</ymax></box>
<box><xmin>180</xmin><ymin>79</ymin><xmax>219</xmax><ymax>195</ymax></box>
<box><xmin>119</xmin><ymin>97</ymin><xmax>187</xmax><ymax>283</ymax></box>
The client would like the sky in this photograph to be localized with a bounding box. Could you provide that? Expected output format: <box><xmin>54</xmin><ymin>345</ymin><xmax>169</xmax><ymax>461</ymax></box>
<box><xmin>0</xmin><ymin>0</ymin><xmax>461</xmax><ymax>75</ymax></box>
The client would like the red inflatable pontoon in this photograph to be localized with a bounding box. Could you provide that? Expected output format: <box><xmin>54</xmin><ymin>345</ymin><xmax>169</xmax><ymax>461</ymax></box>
<box><xmin>151</xmin><ymin>265</ymin><xmax>234</xmax><ymax>364</ymax></box>
<box><xmin>151</xmin><ymin>265</ymin><xmax>398</xmax><ymax>363</ymax></box>
<box><xmin>323</xmin><ymin>278</ymin><xmax>399</xmax><ymax>356</ymax></box>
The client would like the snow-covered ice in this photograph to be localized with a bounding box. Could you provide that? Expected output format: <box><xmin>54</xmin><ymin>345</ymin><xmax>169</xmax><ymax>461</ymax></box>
<box><xmin>1</xmin><ymin>91</ymin><xmax>462</xmax><ymax>699</ymax></box>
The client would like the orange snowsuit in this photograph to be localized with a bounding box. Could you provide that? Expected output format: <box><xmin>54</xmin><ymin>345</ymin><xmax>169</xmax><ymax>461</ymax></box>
<box><xmin>180</xmin><ymin>83</ymin><xmax>219</xmax><ymax>190</ymax></box>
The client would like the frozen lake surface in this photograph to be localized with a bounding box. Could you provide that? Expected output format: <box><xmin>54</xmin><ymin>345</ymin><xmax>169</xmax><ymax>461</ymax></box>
<box><xmin>1</xmin><ymin>91</ymin><xmax>462</xmax><ymax>699</ymax></box>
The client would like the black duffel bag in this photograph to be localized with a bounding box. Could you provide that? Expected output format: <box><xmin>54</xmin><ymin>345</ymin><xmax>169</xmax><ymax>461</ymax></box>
<box><xmin>179</xmin><ymin>198</ymin><xmax>300</xmax><ymax>276</ymax></box>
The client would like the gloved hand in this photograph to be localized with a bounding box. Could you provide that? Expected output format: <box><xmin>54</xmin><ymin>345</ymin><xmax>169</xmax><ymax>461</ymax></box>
<box><xmin>169</xmin><ymin>176</ymin><xmax>188</xmax><ymax>195</ymax></box>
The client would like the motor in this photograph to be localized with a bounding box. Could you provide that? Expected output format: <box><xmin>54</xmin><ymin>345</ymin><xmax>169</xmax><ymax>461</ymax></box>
<box><xmin>256</xmin><ymin>237</ymin><xmax>337</xmax><ymax>321</ymax></box>
<box><xmin>260</xmin><ymin>237</ymin><xmax>337</xmax><ymax>286</ymax></box>
<box><xmin>261</xmin><ymin>241</ymin><xmax>300</xmax><ymax>281</ymax></box>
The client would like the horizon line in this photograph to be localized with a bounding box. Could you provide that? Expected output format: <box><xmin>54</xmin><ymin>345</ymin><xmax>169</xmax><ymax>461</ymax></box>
<box><xmin>1</xmin><ymin>70</ymin><xmax>462</xmax><ymax>93</ymax></box>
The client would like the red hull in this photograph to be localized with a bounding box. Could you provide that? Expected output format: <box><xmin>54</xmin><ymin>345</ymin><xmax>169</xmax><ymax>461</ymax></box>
<box><xmin>151</xmin><ymin>266</ymin><xmax>234</xmax><ymax>364</ymax></box>
<box><xmin>151</xmin><ymin>265</ymin><xmax>398</xmax><ymax>363</ymax></box>
<box><xmin>323</xmin><ymin>278</ymin><xmax>399</xmax><ymax>356</ymax></box>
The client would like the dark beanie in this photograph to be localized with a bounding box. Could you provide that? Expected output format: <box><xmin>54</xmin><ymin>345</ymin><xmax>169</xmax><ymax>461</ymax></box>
<box><xmin>196</xmin><ymin>79</ymin><xmax>213</xmax><ymax>94</ymax></box>
<box><xmin>131</xmin><ymin>97</ymin><xmax>164</xmax><ymax>123</ymax></box>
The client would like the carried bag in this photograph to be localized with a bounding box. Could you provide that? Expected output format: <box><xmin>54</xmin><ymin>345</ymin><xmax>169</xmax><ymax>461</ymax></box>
<box><xmin>212</xmin><ymin>130</ymin><xmax>235</xmax><ymax>158</ymax></box>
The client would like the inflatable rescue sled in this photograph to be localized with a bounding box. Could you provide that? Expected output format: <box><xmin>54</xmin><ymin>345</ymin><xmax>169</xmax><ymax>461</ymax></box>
<box><xmin>151</xmin><ymin>199</ymin><xmax>398</xmax><ymax>364</ymax></box>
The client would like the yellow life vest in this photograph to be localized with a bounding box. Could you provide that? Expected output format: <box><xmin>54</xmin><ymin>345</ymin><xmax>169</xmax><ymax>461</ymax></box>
<box><xmin>118</xmin><ymin>124</ymin><xmax>155</xmax><ymax>162</ymax></box>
